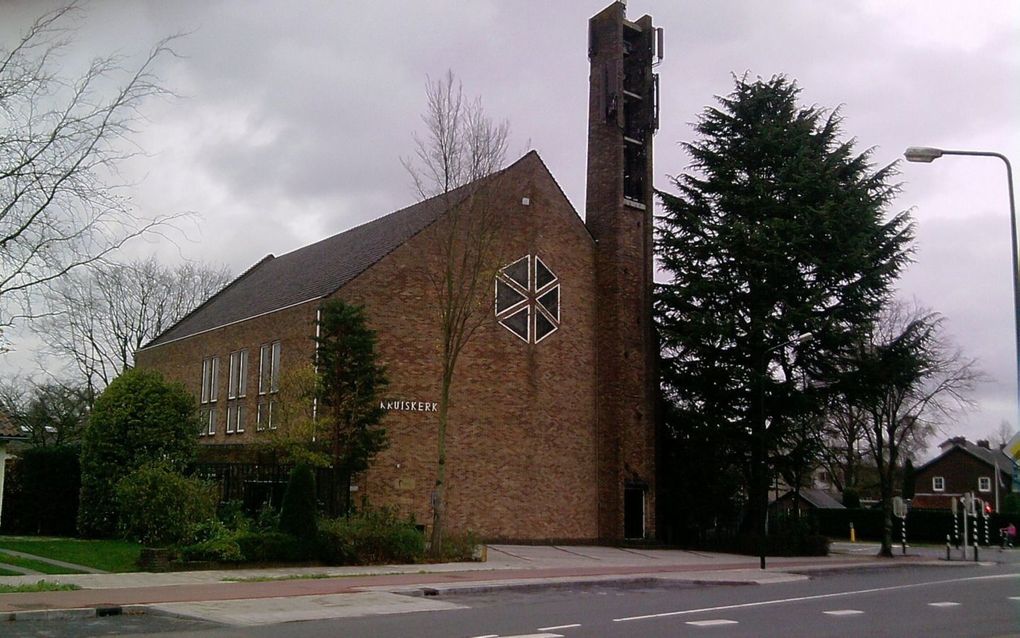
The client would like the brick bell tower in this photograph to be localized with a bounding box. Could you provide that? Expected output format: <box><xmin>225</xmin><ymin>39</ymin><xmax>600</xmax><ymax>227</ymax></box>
<box><xmin>585</xmin><ymin>2</ymin><xmax>661</xmax><ymax>541</ymax></box>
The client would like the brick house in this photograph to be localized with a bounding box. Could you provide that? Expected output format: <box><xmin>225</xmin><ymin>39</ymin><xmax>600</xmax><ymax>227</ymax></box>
<box><xmin>136</xmin><ymin>2</ymin><xmax>661</xmax><ymax>542</ymax></box>
<box><xmin>912</xmin><ymin>437</ymin><xmax>1015</xmax><ymax>512</ymax></box>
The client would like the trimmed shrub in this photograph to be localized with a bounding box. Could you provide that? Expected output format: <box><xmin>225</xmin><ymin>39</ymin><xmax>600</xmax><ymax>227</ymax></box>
<box><xmin>279</xmin><ymin>464</ymin><xmax>318</xmax><ymax>541</ymax></box>
<box><xmin>236</xmin><ymin>531</ymin><xmax>308</xmax><ymax>562</ymax></box>
<box><xmin>115</xmin><ymin>463</ymin><xmax>216</xmax><ymax>546</ymax></box>
<box><xmin>317</xmin><ymin>509</ymin><xmax>425</xmax><ymax>565</ymax></box>
<box><xmin>79</xmin><ymin>368</ymin><xmax>200</xmax><ymax>537</ymax></box>
<box><xmin>434</xmin><ymin>530</ymin><xmax>483</xmax><ymax>562</ymax></box>
<box><xmin>177</xmin><ymin>519</ymin><xmax>244</xmax><ymax>562</ymax></box>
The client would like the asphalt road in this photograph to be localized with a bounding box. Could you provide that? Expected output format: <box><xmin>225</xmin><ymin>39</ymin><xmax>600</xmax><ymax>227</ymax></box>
<box><xmin>8</xmin><ymin>560</ymin><xmax>1020</xmax><ymax>637</ymax></box>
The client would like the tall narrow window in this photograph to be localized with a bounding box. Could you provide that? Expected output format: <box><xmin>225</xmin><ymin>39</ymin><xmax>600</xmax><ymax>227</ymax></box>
<box><xmin>200</xmin><ymin>356</ymin><xmax>219</xmax><ymax>436</ymax></box>
<box><xmin>226</xmin><ymin>349</ymin><xmax>248</xmax><ymax>436</ymax></box>
<box><xmin>259</xmin><ymin>342</ymin><xmax>280</xmax><ymax>395</ymax></box>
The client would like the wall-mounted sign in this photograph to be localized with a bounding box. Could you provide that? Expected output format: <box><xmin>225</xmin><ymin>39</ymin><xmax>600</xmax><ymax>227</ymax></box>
<box><xmin>380</xmin><ymin>400</ymin><xmax>438</xmax><ymax>412</ymax></box>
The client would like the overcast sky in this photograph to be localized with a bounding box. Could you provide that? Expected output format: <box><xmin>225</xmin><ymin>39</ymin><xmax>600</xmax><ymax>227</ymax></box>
<box><xmin>2</xmin><ymin>1</ymin><xmax>1018</xmax><ymax>459</ymax></box>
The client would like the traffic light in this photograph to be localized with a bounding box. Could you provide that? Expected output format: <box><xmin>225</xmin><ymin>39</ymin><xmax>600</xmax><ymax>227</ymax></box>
<box><xmin>985</xmin><ymin>502</ymin><xmax>994</xmax><ymax>515</ymax></box>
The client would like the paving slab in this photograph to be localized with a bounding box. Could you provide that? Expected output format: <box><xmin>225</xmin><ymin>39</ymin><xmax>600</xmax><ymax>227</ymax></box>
<box><xmin>146</xmin><ymin>591</ymin><xmax>466</xmax><ymax>626</ymax></box>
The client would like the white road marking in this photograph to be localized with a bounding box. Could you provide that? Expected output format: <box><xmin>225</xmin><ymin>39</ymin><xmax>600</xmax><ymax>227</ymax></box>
<box><xmin>824</xmin><ymin>609</ymin><xmax>864</xmax><ymax>616</ymax></box>
<box><xmin>469</xmin><ymin>635</ymin><xmax>499</xmax><ymax>638</ymax></box>
<box><xmin>928</xmin><ymin>602</ymin><xmax>961</xmax><ymax>607</ymax></box>
<box><xmin>1010</xmin><ymin>597</ymin><xmax>1020</xmax><ymax>601</ymax></box>
<box><xmin>496</xmin><ymin>634</ymin><xmax>563</xmax><ymax>638</ymax></box>
<box><xmin>537</xmin><ymin>624</ymin><xmax>581</xmax><ymax>631</ymax></box>
<box><xmin>613</xmin><ymin>573</ymin><xmax>1020</xmax><ymax>622</ymax></box>
<box><xmin>686</xmin><ymin>619</ymin><xmax>739</xmax><ymax>627</ymax></box>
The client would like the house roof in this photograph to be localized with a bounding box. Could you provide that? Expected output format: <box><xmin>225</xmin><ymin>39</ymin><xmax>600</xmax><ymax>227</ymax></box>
<box><xmin>776</xmin><ymin>488</ymin><xmax>845</xmax><ymax>509</ymax></box>
<box><xmin>0</xmin><ymin>411</ymin><xmax>25</xmax><ymax>441</ymax></box>
<box><xmin>144</xmin><ymin>152</ymin><xmax>552</xmax><ymax>349</ymax></box>
<box><xmin>918</xmin><ymin>438</ymin><xmax>1015</xmax><ymax>475</ymax></box>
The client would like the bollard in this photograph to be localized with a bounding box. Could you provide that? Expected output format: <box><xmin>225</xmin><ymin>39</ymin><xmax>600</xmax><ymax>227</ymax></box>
<box><xmin>946</xmin><ymin>535</ymin><xmax>951</xmax><ymax>561</ymax></box>
<box><xmin>902</xmin><ymin>517</ymin><xmax>907</xmax><ymax>555</ymax></box>
<box><xmin>850</xmin><ymin>522</ymin><xmax>856</xmax><ymax>543</ymax></box>
<box><xmin>975</xmin><ymin>542</ymin><xmax>980</xmax><ymax>563</ymax></box>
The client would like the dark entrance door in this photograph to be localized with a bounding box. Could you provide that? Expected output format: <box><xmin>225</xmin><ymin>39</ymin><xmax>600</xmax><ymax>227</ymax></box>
<box><xmin>624</xmin><ymin>484</ymin><xmax>645</xmax><ymax>539</ymax></box>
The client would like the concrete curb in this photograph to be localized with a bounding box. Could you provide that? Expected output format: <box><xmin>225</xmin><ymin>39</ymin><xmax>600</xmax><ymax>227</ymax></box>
<box><xmin>3</xmin><ymin>605</ymin><xmax>120</xmax><ymax>622</ymax></box>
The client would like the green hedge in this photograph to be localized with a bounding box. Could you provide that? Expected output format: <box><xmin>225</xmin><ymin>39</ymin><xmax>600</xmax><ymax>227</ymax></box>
<box><xmin>0</xmin><ymin>445</ymin><xmax>80</xmax><ymax>535</ymax></box>
<box><xmin>317</xmin><ymin>509</ymin><xmax>425</xmax><ymax>565</ymax></box>
<box><xmin>814</xmin><ymin>508</ymin><xmax>1020</xmax><ymax>544</ymax></box>
<box><xmin>116</xmin><ymin>464</ymin><xmax>217</xmax><ymax>546</ymax></box>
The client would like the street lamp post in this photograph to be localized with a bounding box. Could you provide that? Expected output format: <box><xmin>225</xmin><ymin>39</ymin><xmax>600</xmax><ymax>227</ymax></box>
<box><xmin>759</xmin><ymin>332</ymin><xmax>813</xmax><ymax>570</ymax></box>
<box><xmin>903</xmin><ymin>147</ymin><xmax>1018</xmax><ymax>426</ymax></box>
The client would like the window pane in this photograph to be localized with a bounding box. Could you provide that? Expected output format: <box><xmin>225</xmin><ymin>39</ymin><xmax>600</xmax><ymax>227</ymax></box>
<box><xmin>268</xmin><ymin>399</ymin><xmax>277</xmax><ymax>429</ymax></box>
<box><xmin>226</xmin><ymin>405</ymin><xmax>236</xmax><ymax>433</ymax></box>
<box><xmin>207</xmin><ymin>408</ymin><xmax>216</xmax><ymax>435</ymax></box>
<box><xmin>236</xmin><ymin>404</ymin><xmax>246</xmax><ymax>433</ymax></box>
<box><xmin>228</xmin><ymin>352</ymin><xmax>238</xmax><ymax>399</ymax></box>
<box><xmin>208</xmin><ymin>357</ymin><xmax>219</xmax><ymax>402</ymax></box>
<box><xmin>537</xmin><ymin>286</ymin><xmax>560</xmax><ymax>320</ymax></box>
<box><xmin>535</xmin><ymin>256</ymin><xmax>556</xmax><ymax>290</ymax></box>
<box><xmin>238</xmin><ymin>350</ymin><xmax>248</xmax><ymax>397</ymax></box>
<box><xmin>260</xmin><ymin>345</ymin><xmax>270</xmax><ymax>394</ymax></box>
<box><xmin>502</xmin><ymin>256</ymin><xmax>529</xmax><ymax>289</ymax></box>
<box><xmin>496</xmin><ymin>278</ymin><xmax>526</xmax><ymax>314</ymax></box>
<box><xmin>256</xmin><ymin>400</ymin><xmax>265</xmax><ymax>431</ymax></box>
<box><xmin>271</xmin><ymin>342</ymin><xmax>281</xmax><ymax>393</ymax></box>
<box><xmin>499</xmin><ymin>307</ymin><xmax>529</xmax><ymax>341</ymax></box>
<box><xmin>201</xmin><ymin>359</ymin><xmax>210</xmax><ymax>404</ymax></box>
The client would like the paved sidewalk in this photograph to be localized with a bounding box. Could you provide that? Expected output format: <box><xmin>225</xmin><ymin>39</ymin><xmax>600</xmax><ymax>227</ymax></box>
<box><xmin>0</xmin><ymin>544</ymin><xmax>960</xmax><ymax>624</ymax></box>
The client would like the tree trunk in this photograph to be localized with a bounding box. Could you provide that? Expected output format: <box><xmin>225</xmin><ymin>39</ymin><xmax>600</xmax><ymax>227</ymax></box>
<box><xmin>428</xmin><ymin>374</ymin><xmax>452</xmax><ymax>558</ymax></box>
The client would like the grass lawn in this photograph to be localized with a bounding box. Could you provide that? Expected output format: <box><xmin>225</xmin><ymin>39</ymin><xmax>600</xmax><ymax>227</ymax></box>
<box><xmin>0</xmin><ymin>537</ymin><xmax>142</xmax><ymax>573</ymax></box>
<box><xmin>0</xmin><ymin>551</ymin><xmax>86</xmax><ymax>574</ymax></box>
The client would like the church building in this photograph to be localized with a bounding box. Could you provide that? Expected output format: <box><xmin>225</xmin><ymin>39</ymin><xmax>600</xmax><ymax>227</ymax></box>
<box><xmin>136</xmin><ymin>2</ymin><xmax>661</xmax><ymax>542</ymax></box>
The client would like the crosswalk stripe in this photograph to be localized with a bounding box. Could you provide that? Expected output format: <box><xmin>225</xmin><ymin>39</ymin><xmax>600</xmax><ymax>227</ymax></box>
<box><xmin>824</xmin><ymin>609</ymin><xmax>864</xmax><ymax>616</ymax></box>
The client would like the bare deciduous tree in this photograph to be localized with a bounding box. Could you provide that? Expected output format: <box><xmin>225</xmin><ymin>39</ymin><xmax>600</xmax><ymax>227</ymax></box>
<box><xmin>0</xmin><ymin>378</ymin><xmax>88</xmax><ymax>447</ymax></box>
<box><xmin>843</xmin><ymin>301</ymin><xmax>981</xmax><ymax>556</ymax></box>
<box><xmin>402</xmin><ymin>70</ymin><xmax>510</xmax><ymax>556</ymax></box>
<box><xmin>0</xmin><ymin>3</ymin><xmax>184</xmax><ymax>331</ymax></box>
<box><xmin>36</xmin><ymin>256</ymin><xmax>230</xmax><ymax>400</ymax></box>
<box><xmin>989</xmin><ymin>419</ymin><xmax>1015</xmax><ymax>450</ymax></box>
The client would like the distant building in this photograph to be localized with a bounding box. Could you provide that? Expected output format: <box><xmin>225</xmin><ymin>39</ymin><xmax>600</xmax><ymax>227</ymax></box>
<box><xmin>771</xmin><ymin>488</ymin><xmax>846</xmax><ymax>517</ymax></box>
<box><xmin>136</xmin><ymin>2</ymin><xmax>662</xmax><ymax>542</ymax></box>
<box><xmin>912</xmin><ymin>437</ymin><xmax>1015</xmax><ymax>511</ymax></box>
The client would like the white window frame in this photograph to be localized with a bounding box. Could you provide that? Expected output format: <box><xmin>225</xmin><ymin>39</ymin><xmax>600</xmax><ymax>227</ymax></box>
<box><xmin>235</xmin><ymin>403</ymin><xmax>246</xmax><ymax>433</ymax></box>
<box><xmin>201</xmin><ymin>356</ymin><xmax>220</xmax><ymax>407</ymax></box>
<box><xmin>226</xmin><ymin>405</ymin><xmax>236</xmax><ymax>434</ymax></box>
<box><xmin>979</xmin><ymin>476</ymin><xmax>991</xmax><ymax>492</ymax></box>
<box><xmin>228</xmin><ymin>349</ymin><xmax>248</xmax><ymax>399</ymax></box>
<box><xmin>259</xmin><ymin>342</ymin><xmax>280</xmax><ymax>395</ymax></box>
<box><xmin>257</xmin><ymin>398</ymin><xmax>267</xmax><ymax>432</ymax></box>
<box><xmin>933</xmin><ymin>476</ymin><xmax>945</xmax><ymax>492</ymax></box>
<box><xmin>204</xmin><ymin>407</ymin><xmax>216</xmax><ymax>436</ymax></box>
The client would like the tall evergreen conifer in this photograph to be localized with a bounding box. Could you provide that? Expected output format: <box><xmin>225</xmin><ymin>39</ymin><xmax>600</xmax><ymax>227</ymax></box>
<box><xmin>314</xmin><ymin>299</ymin><xmax>389</xmax><ymax>515</ymax></box>
<box><xmin>655</xmin><ymin>75</ymin><xmax>913</xmax><ymax>539</ymax></box>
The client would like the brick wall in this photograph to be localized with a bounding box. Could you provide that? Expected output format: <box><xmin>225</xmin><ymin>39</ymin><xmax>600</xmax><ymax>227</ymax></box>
<box><xmin>137</xmin><ymin>153</ymin><xmax>602</xmax><ymax>541</ymax></box>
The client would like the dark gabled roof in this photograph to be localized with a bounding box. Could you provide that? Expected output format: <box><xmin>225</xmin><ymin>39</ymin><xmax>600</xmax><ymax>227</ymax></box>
<box><xmin>777</xmin><ymin>488</ymin><xmax>845</xmax><ymax>509</ymax></box>
<box><xmin>918</xmin><ymin>439</ymin><xmax>1015</xmax><ymax>474</ymax></box>
<box><xmin>144</xmin><ymin>152</ymin><xmax>548</xmax><ymax>349</ymax></box>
